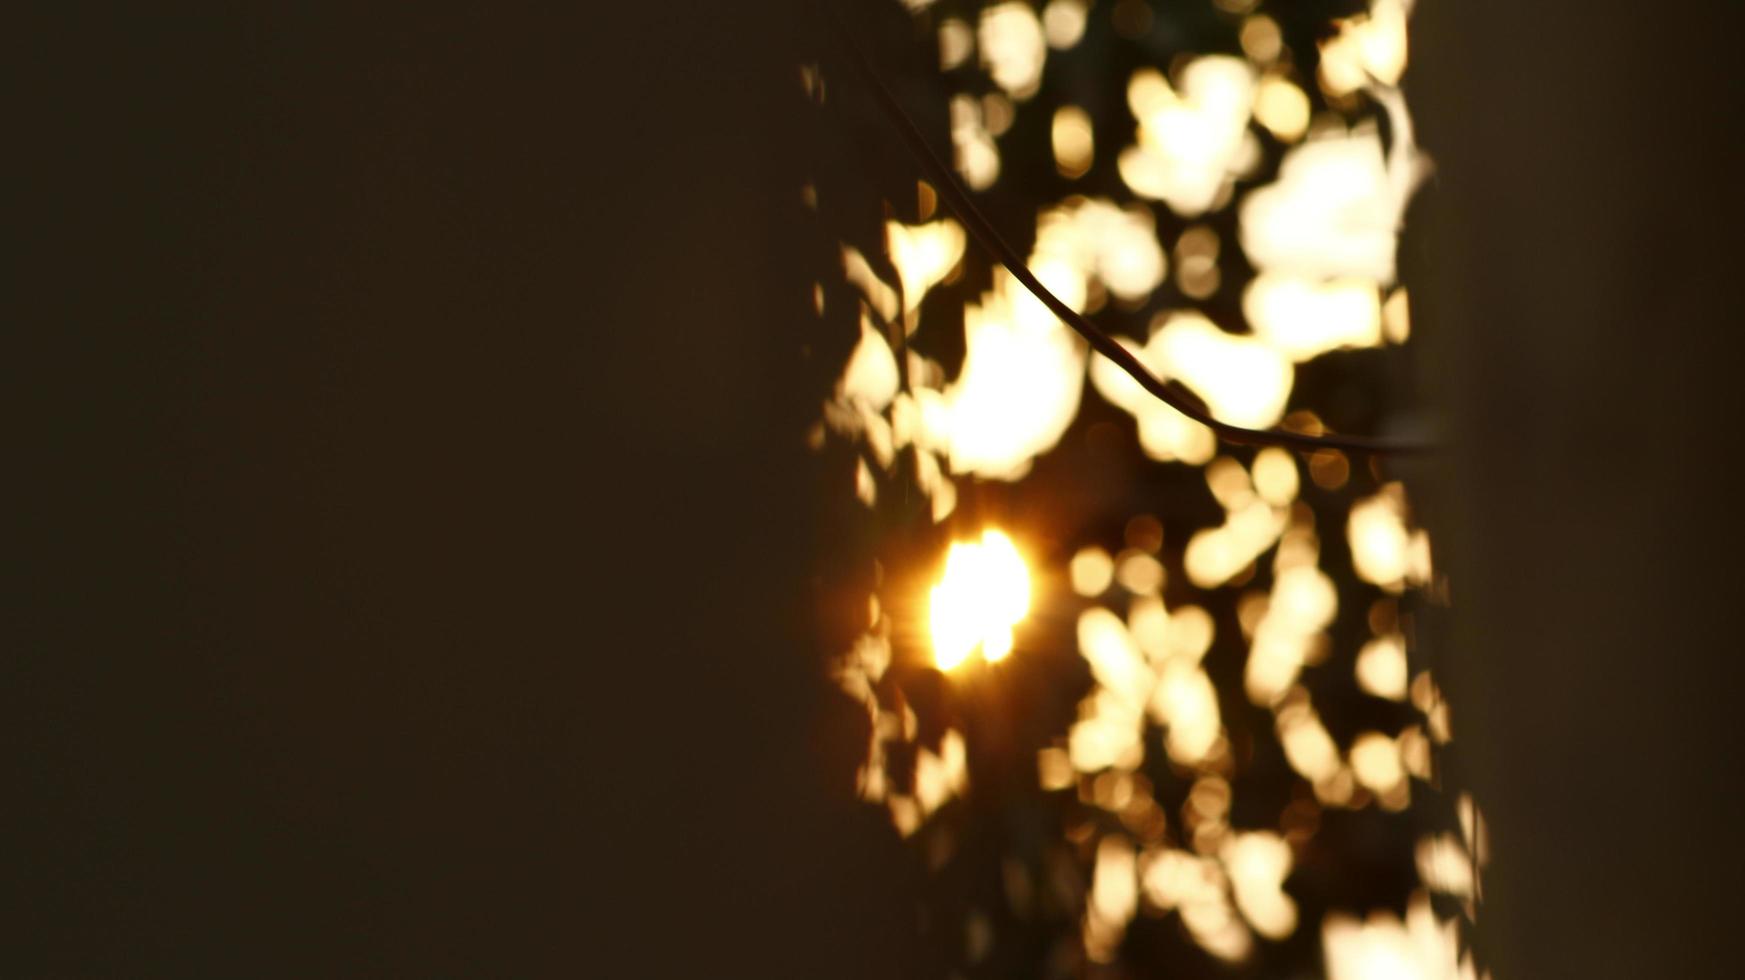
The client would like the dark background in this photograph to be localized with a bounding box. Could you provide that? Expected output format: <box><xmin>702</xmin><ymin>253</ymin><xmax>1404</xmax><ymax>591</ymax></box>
<box><xmin>15</xmin><ymin>4</ymin><xmax>915</xmax><ymax>976</ymax></box>
<box><xmin>1409</xmin><ymin>1</ymin><xmax>1745</xmax><ymax>976</ymax></box>
<box><xmin>10</xmin><ymin>2</ymin><xmax>1745</xmax><ymax>976</ymax></box>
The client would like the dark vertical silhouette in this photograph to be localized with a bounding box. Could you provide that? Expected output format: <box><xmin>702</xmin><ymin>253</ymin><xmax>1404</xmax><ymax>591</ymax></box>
<box><xmin>1411</xmin><ymin>3</ymin><xmax>1745</xmax><ymax>976</ymax></box>
<box><xmin>13</xmin><ymin>3</ymin><xmax>916</xmax><ymax>975</ymax></box>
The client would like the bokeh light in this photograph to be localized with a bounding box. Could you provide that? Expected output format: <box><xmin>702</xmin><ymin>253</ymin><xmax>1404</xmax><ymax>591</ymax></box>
<box><xmin>813</xmin><ymin>0</ymin><xmax>1484</xmax><ymax>974</ymax></box>
<box><xmin>930</xmin><ymin>528</ymin><xmax>1031</xmax><ymax>670</ymax></box>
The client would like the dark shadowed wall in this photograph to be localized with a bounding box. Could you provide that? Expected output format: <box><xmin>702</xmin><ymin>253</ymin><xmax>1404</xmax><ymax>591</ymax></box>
<box><xmin>14</xmin><ymin>3</ymin><xmax>918</xmax><ymax>976</ymax></box>
<box><xmin>1409</xmin><ymin>2</ymin><xmax>1745</xmax><ymax>976</ymax></box>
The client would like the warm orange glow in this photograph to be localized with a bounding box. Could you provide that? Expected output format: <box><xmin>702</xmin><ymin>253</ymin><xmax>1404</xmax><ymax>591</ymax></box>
<box><xmin>1042</xmin><ymin>0</ymin><xmax>1089</xmax><ymax>49</ymax></box>
<box><xmin>1318</xmin><ymin>0</ymin><xmax>1409</xmax><ymax>97</ymax></box>
<box><xmin>1173</xmin><ymin>224</ymin><xmax>1221</xmax><ymax>298</ymax></box>
<box><xmin>1139</xmin><ymin>848</ymin><xmax>1253</xmax><ymax>961</ymax></box>
<box><xmin>1415</xmin><ymin>833</ymin><xmax>1474</xmax><ymax>901</ymax></box>
<box><xmin>1051</xmin><ymin>105</ymin><xmax>1095</xmax><ymax>178</ymax></box>
<box><xmin>1349</xmin><ymin>484</ymin><xmax>1429</xmax><ymax>591</ymax></box>
<box><xmin>1070</xmin><ymin>687</ymin><xmax>1145</xmax><ymax>773</ymax></box>
<box><xmin>1251</xmin><ymin>447</ymin><xmax>1299</xmax><ymax>505</ymax></box>
<box><xmin>1185</xmin><ymin>498</ymin><xmax>1288</xmax><ymax>588</ymax></box>
<box><xmin>1115</xmin><ymin>550</ymin><xmax>1165</xmax><ymax>595</ymax></box>
<box><xmin>1254</xmin><ymin>76</ymin><xmax>1311</xmax><ymax>142</ymax></box>
<box><xmin>934</xmin><ymin>266</ymin><xmax>1088</xmax><ymax>478</ymax></box>
<box><xmin>1091</xmin><ymin>311</ymin><xmax>1294</xmax><ymax>467</ymax></box>
<box><xmin>950</xmin><ymin>95</ymin><xmax>1001</xmax><ymax>190</ymax></box>
<box><xmin>1240</xmin><ymin>127</ymin><xmax>1416</xmax><ymax>286</ymax></box>
<box><xmin>1350</xmin><ymin>731</ymin><xmax>1406</xmax><ymax>797</ymax></box>
<box><xmin>914</xmin><ymin>729</ymin><xmax>968</xmax><ymax>814</ymax></box>
<box><xmin>1323</xmin><ymin>893</ymin><xmax>1472</xmax><ymax>980</ymax></box>
<box><xmin>1239</xmin><ymin>15</ymin><xmax>1283</xmax><ymax>65</ymax></box>
<box><xmin>1153</xmin><ymin>661</ymin><xmax>1221</xmax><ymax>765</ymax></box>
<box><xmin>1078</xmin><ymin>607</ymin><xmax>1151</xmax><ymax>707</ymax></box>
<box><xmin>979</xmin><ymin>2</ymin><xmax>1047</xmax><ymax>100</ymax></box>
<box><xmin>1089</xmin><ymin>334</ymin><xmax>1217</xmax><ymax>464</ymax></box>
<box><xmin>937</xmin><ymin>18</ymin><xmax>973</xmax><ymax>71</ymax></box>
<box><xmin>1127</xmin><ymin>595</ymin><xmax>1169</xmax><ymax>659</ymax></box>
<box><xmin>821</xmin><ymin>0</ymin><xmax>1478</xmax><ymax>970</ymax></box>
<box><xmin>1070</xmin><ymin>545</ymin><xmax>1114</xmax><ymax>596</ymax></box>
<box><xmin>1356</xmin><ymin>633</ymin><xmax>1409</xmax><ymax>700</ymax></box>
<box><xmin>1120</xmin><ymin>58</ymin><xmax>1256</xmax><ymax>216</ymax></box>
<box><xmin>1167</xmin><ymin>605</ymin><xmax>1215</xmax><ymax>663</ymax></box>
<box><xmin>1382</xmin><ymin>286</ymin><xmax>1412</xmax><ymax>342</ymax></box>
<box><xmin>1245</xmin><ymin>274</ymin><xmax>1383</xmax><ymax>360</ymax></box>
<box><xmin>835</xmin><ymin>318</ymin><xmax>898</xmax><ymax>410</ymax></box>
<box><xmin>1037</xmin><ymin>746</ymin><xmax>1075</xmax><ymax>790</ymax></box>
<box><xmin>885</xmin><ymin>218</ymin><xmax>966</xmax><ymax>314</ymax></box>
<box><xmin>1034</xmin><ymin>197</ymin><xmax>1166</xmax><ymax>302</ymax></box>
<box><xmin>1246</xmin><ymin>564</ymin><xmax>1338</xmax><ymax>705</ymax></box>
<box><xmin>1278</xmin><ymin>699</ymin><xmax>1342</xmax><ymax>784</ymax></box>
<box><xmin>930</xmin><ymin>529</ymin><xmax>1031</xmax><ymax>670</ymax></box>
<box><xmin>1085</xmin><ymin>835</ymin><xmax>1139</xmax><ymax>960</ymax></box>
<box><xmin>1222</xmin><ymin>832</ymin><xmax>1298</xmax><ymax>939</ymax></box>
<box><xmin>1154</xmin><ymin>312</ymin><xmax>1293</xmax><ymax>429</ymax></box>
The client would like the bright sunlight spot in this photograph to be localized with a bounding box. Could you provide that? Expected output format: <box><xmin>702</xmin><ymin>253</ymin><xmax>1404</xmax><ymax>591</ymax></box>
<box><xmin>930</xmin><ymin>528</ymin><xmax>1032</xmax><ymax>670</ymax></box>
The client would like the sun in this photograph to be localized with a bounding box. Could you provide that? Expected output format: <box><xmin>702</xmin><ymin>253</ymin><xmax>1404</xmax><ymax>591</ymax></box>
<box><xmin>929</xmin><ymin>528</ymin><xmax>1031</xmax><ymax>670</ymax></box>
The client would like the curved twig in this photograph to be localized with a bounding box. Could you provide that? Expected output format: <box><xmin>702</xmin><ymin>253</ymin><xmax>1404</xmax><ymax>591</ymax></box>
<box><xmin>830</xmin><ymin>18</ymin><xmax>1431</xmax><ymax>457</ymax></box>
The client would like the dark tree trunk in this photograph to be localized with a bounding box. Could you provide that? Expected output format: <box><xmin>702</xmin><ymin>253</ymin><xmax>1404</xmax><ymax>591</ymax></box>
<box><xmin>1410</xmin><ymin>3</ymin><xmax>1745</xmax><ymax>976</ymax></box>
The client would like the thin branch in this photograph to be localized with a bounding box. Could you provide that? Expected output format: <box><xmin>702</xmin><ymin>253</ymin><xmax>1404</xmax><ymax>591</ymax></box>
<box><xmin>829</xmin><ymin>17</ymin><xmax>1431</xmax><ymax>457</ymax></box>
